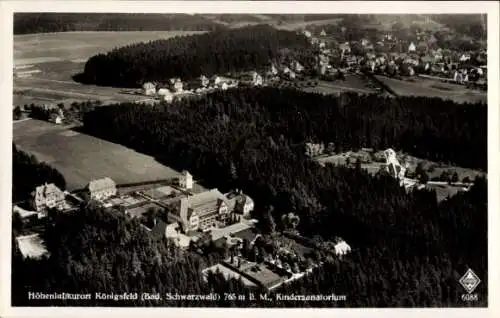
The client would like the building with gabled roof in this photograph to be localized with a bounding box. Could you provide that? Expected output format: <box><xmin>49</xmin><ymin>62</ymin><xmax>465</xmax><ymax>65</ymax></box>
<box><xmin>408</xmin><ymin>42</ymin><xmax>416</xmax><ymax>52</ymax></box>
<box><xmin>30</xmin><ymin>183</ymin><xmax>65</xmax><ymax>212</ymax></box>
<box><xmin>225</xmin><ymin>191</ymin><xmax>255</xmax><ymax>217</ymax></box>
<box><xmin>84</xmin><ymin>177</ymin><xmax>117</xmax><ymax>201</ymax></box>
<box><xmin>179</xmin><ymin>170</ymin><xmax>193</xmax><ymax>190</ymax></box>
<box><xmin>143</xmin><ymin>82</ymin><xmax>156</xmax><ymax>96</ymax></box>
<box><xmin>169</xmin><ymin>188</ymin><xmax>232</xmax><ymax>233</ymax></box>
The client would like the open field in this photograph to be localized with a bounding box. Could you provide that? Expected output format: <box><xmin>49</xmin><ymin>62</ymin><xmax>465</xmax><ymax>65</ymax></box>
<box><xmin>375</xmin><ymin>75</ymin><xmax>486</xmax><ymax>104</ymax></box>
<box><xmin>204</xmin><ymin>14</ymin><xmax>343</xmax><ymax>30</ymax></box>
<box><xmin>13</xmin><ymin>119</ymin><xmax>181</xmax><ymax>191</ymax></box>
<box><xmin>13</xmin><ymin>31</ymin><xmax>204</xmax><ymax>108</ymax></box>
<box><xmin>15</xmin><ymin>31</ymin><xmax>204</xmax><ymax>63</ymax></box>
<box><xmin>278</xmin><ymin>74</ymin><xmax>378</xmax><ymax>95</ymax></box>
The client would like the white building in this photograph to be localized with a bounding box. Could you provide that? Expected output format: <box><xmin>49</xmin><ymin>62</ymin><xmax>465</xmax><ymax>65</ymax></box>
<box><xmin>30</xmin><ymin>183</ymin><xmax>65</xmax><ymax>212</ymax></box>
<box><xmin>270</xmin><ymin>64</ymin><xmax>279</xmax><ymax>75</ymax></box>
<box><xmin>252</xmin><ymin>72</ymin><xmax>263</xmax><ymax>86</ymax></box>
<box><xmin>294</xmin><ymin>61</ymin><xmax>304</xmax><ymax>73</ymax></box>
<box><xmin>49</xmin><ymin>113</ymin><xmax>64</xmax><ymax>124</ymax></box>
<box><xmin>173</xmin><ymin>79</ymin><xmax>183</xmax><ymax>93</ymax></box>
<box><xmin>179</xmin><ymin>170</ymin><xmax>193</xmax><ymax>190</ymax></box>
<box><xmin>84</xmin><ymin>177</ymin><xmax>117</xmax><ymax>201</ymax></box>
<box><xmin>225</xmin><ymin>191</ymin><xmax>255</xmax><ymax>217</ymax></box>
<box><xmin>334</xmin><ymin>240</ymin><xmax>351</xmax><ymax>256</ymax></box>
<box><xmin>143</xmin><ymin>82</ymin><xmax>156</xmax><ymax>96</ymax></box>
<box><xmin>157</xmin><ymin>88</ymin><xmax>171</xmax><ymax>96</ymax></box>
<box><xmin>408</xmin><ymin>42</ymin><xmax>416</xmax><ymax>52</ymax></box>
<box><xmin>200</xmin><ymin>75</ymin><xmax>209</xmax><ymax>88</ymax></box>
<box><xmin>459</xmin><ymin>54</ymin><xmax>471</xmax><ymax>62</ymax></box>
<box><xmin>163</xmin><ymin>91</ymin><xmax>174</xmax><ymax>103</ymax></box>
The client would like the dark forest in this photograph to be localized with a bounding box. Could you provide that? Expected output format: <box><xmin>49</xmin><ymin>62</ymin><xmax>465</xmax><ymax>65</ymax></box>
<box><xmin>12</xmin><ymin>86</ymin><xmax>487</xmax><ymax>307</ymax></box>
<box><xmin>80</xmin><ymin>25</ymin><xmax>311</xmax><ymax>87</ymax></box>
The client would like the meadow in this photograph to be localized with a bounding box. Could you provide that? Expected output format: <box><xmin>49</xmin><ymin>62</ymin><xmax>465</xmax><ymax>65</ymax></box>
<box><xmin>14</xmin><ymin>31</ymin><xmax>204</xmax><ymax>64</ymax></box>
<box><xmin>13</xmin><ymin>31</ymin><xmax>204</xmax><ymax>107</ymax></box>
<box><xmin>277</xmin><ymin>74</ymin><xmax>377</xmax><ymax>95</ymax></box>
<box><xmin>375</xmin><ymin>75</ymin><xmax>487</xmax><ymax>104</ymax></box>
<box><xmin>13</xmin><ymin>119</ymin><xmax>181</xmax><ymax>191</ymax></box>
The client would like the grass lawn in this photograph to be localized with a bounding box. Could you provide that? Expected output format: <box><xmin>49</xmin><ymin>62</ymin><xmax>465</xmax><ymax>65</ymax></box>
<box><xmin>287</xmin><ymin>74</ymin><xmax>377</xmax><ymax>95</ymax></box>
<box><xmin>13</xmin><ymin>31</ymin><xmax>206</xmax><ymax>107</ymax></box>
<box><xmin>375</xmin><ymin>75</ymin><xmax>486</xmax><ymax>104</ymax></box>
<box><xmin>13</xmin><ymin>119</ymin><xmax>181</xmax><ymax>191</ymax></box>
<box><xmin>14</xmin><ymin>31</ymin><xmax>205</xmax><ymax>63</ymax></box>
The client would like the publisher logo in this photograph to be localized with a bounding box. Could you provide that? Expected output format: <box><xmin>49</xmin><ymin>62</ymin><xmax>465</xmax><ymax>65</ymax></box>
<box><xmin>459</xmin><ymin>269</ymin><xmax>481</xmax><ymax>294</ymax></box>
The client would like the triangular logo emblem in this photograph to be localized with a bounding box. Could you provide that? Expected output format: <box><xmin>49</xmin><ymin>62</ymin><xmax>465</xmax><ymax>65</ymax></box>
<box><xmin>459</xmin><ymin>269</ymin><xmax>481</xmax><ymax>294</ymax></box>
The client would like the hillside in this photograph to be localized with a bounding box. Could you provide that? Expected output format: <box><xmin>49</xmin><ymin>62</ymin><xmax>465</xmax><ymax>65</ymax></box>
<box><xmin>14</xmin><ymin>13</ymin><xmax>225</xmax><ymax>34</ymax></box>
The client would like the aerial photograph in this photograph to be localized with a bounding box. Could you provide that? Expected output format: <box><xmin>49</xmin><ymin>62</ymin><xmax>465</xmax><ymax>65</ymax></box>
<box><xmin>11</xmin><ymin>12</ymin><xmax>487</xmax><ymax>307</ymax></box>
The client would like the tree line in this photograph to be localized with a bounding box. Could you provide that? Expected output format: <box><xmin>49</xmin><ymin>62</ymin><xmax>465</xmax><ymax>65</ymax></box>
<box><xmin>80</xmin><ymin>25</ymin><xmax>311</xmax><ymax>87</ymax></box>
<box><xmin>14</xmin><ymin>13</ymin><xmax>224</xmax><ymax>35</ymax></box>
<box><xmin>12</xmin><ymin>180</ymin><xmax>487</xmax><ymax>307</ymax></box>
<box><xmin>75</xmin><ymin>88</ymin><xmax>486</xmax><ymax>306</ymax></box>
<box><xmin>12</xmin><ymin>88</ymin><xmax>486</xmax><ymax>306</ymax></box>
<box><xmin>12</xmin><ymin>143</ymin><xmax>66</xmax><ymax>202</ymax></box>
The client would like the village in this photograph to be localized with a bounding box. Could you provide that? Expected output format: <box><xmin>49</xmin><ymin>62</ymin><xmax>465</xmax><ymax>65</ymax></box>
<box><xmin>128</xmin><ymin>26</ymin><xmax>487</xmax><ymax>105</ymax></box>
<box><xmin>14</xmin><ymin>142</ymin><xmax>477</xmax><ymax>291</ymax></box>
<box><xmin>13</xmin><ymin>24</ymin><xmax>487</xmax><ymax>126</ymax></box>
<box><xmin>13</xmin><ymin>168</ymin><xmax>352</xmax><ymax>292</ymax></box>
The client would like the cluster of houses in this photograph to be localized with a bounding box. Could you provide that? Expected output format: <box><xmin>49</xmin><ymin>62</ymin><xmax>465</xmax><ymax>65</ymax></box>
<box><xmin>140</xmin><ymin>71</ymin><xmax>267</xmax><ymax>104</ymax></box>
<box><xmin>18</xmin><ymin>174</ymin><xmax>353</xmax><ymax>294</ymax></box>
<box><xmin>20</xmin><ymin>171</ymin><xmax>256</xmax><ymax>249</ymax></box>
<box><xmin>300</xmin><ymin>28</ymin><xmax>487</xmax><ymax>86</ymax></box>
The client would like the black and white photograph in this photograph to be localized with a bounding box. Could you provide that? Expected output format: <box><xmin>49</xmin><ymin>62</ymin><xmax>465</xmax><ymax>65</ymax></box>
<box><xmin>1</xmin><ymin>1</ymin><xmax>499</xmax><ymax>317</ymax></box>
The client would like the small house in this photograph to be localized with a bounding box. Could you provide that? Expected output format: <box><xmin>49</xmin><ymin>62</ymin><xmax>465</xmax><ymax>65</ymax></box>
<box><xmin>200</xmin><ymin>75</ymin><xmax>209</xmax><ymax>88</ymax></box>
<box><xmin>408</xmin><ymin>42</ymin><xmax>416</xmax><ymax>53</ymax></box>
<box><xmin>49</xmin><ymin>113</ymin><xmax>64</xmax><ymax>124</ymax></box>
<box><xmin>179</xmin><ymin>170</ymin><xmax>193</xmax><ymax>190</ymax></box>
<box><xmin>173</xmin><ymin>79</ymin><xmax>184</xmax><ymax>93</ymax></box>
<box><xmin>30</xmin><ymin>183</ymin><xmax>65</xmax><ymax>212</ymax></box>
<box><xmin>334</xmin><ymin>239</ymin><xmax>351</xmax><ymax>256</ymax></box>
<box><xmin>143</xmin><ymin>82</ymin><xmax>156</xmax><ymax>96</ymax></box>
<box><xmin>252</xmin><ymin>72</ymin><xmax>263</xmax><ymax>86</ymax></box>
<box><xmin>163</xmin><ymin>91</ymin><xmax>174</xmax><ymax>103</ymax></box>
<box><xmin>270</xmin><ymin>64</ymin><xmax>279</xmax><ymax>75</ymax></box>
<box><xmin>225</xmin><ymin>191</ymin><xmax>255</xmax><ymax>217</ymax></box>
<box><xmin>459</xmin><ymin>53</ymin><xmax>471</xmax><ymax>62</ymax></box>
<box><xmin>84</xmin><ymin>177</ymin><xmax>117</xmax><ymax>201</ymax></box>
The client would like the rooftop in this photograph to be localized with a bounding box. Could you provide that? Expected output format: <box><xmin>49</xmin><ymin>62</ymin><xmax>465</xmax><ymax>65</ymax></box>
<box><xmin>87</xmin><ymin>177</ymin><xmax>116</xmax><ymax>192</ymax></box>
<box><xmin>33</xmin><ymin>183</ymin><xmax>64</xmax><ymax>198</ymax></box>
